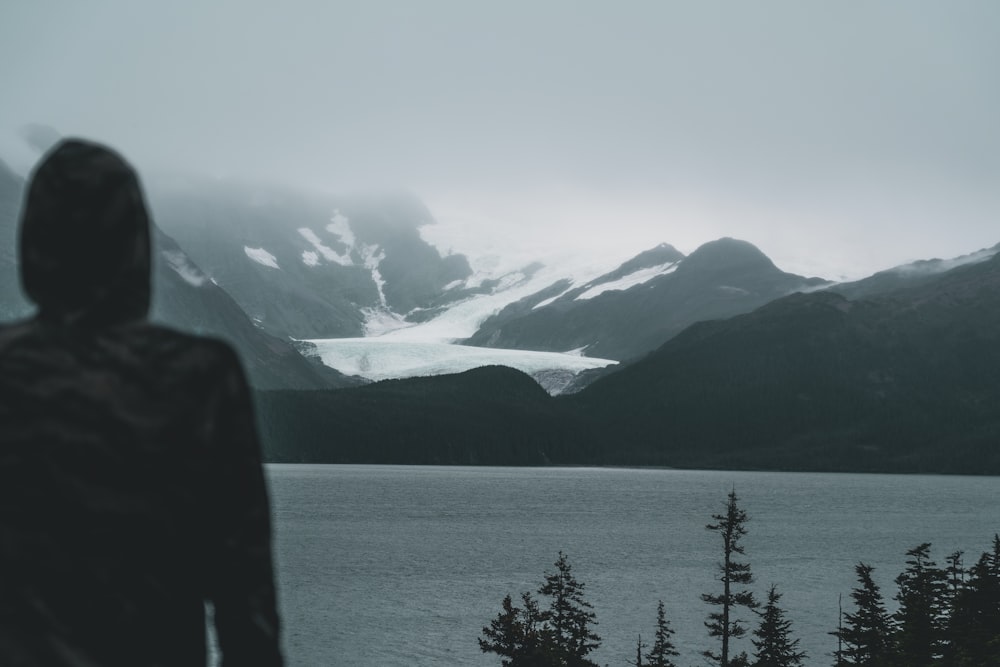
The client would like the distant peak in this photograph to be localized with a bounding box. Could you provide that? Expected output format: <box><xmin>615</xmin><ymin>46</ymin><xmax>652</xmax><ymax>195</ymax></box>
<box><xmin>678</xmin><ymin>238</ymin><xmax>776</xmax><ymax>274</ymax></box>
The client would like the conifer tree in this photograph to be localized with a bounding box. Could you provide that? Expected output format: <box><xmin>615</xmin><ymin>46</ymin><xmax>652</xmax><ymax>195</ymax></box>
<box><xmin>702</xmin><ymin>489</ymin><xmax>758</xmax><ymax>667</ymax></box>
<box><xmin>539</xmin><ymin>551</ymin><xmax>601</xmax><ymax>665</ymax></box>
<box><xmin>751</xmin><ymin>585</ymin><xmax>805</xmax><ymax>667</ymax></box>
<box><xmin>479</xmin><ymin>593</ymin><xmax>531</xmax><ymax>666</ymax></box>
<box><xmin>644</xmin><ymin>600</ymin><xmax>680</xmax><ymax>667</ymax></box>
<box><xmin>629</xmin><ymin>634</ymin><xmax>646</xmax><ymax>667</ymax></box>
<box><xmin>893</xmin><ymin>543</ymin><xmax>947</xmax><ymax>667</ymax></box>
<box><xmin>945</xmin><ymin>536</ymin><xmax>1000</xmax><ymax>667</ymax></box>
<box><xmin>480</xmin><ymin>553</ymin><xmax>600</xmax><ymax>667</ymax></box>
<box><xmin>945</xmin><ymin>550</ymin><xmax>966</xmax><ymax>598</ymax></box>
<box><xmin>832</xmin><ymin>563</ymin><xmax>894</xmax><ymax>667</ymax></box>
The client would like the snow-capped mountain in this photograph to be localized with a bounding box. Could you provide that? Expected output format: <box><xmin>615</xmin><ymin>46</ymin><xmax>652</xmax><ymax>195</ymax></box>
<box><xmin>143</xmin><ymin>176</ymin><xmax>843</xmax><ymax>389</ymax></box>
<box><xmin>146</xmin><ymin>176</ymin><xmax>639</xmax><ymax>391</ymax></box>
<box><xmin>465</xmin><ymin>238</ymin><xmax>830</xmax><ymax>361</ymax></box>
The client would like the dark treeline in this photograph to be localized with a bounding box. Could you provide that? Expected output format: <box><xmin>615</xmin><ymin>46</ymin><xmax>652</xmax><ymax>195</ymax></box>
<box><xmin>479</xmin><ymin>492</ymin><xmax>1000</xmax><ymax>667</ymax></box>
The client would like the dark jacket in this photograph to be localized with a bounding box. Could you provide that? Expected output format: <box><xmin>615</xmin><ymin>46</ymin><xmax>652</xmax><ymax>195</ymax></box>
<box><xmin>0</xmin><ymin>140</ymin><xmax>283</xmax><ymax>666</ymax></box>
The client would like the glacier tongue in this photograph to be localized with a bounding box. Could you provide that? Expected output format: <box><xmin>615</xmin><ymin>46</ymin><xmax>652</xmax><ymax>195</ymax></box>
<box><xmin>302</xmin><ymin>338</ymin><xmax>617</xmax><ymax>395</ymax></box>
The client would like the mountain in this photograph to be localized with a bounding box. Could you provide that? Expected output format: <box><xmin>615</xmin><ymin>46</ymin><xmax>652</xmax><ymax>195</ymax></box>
<box><xmin>823</xmin><ymin>244</ymin><xmax>1000</xmax><ymax>300</ymax></box>
<box><xmin>465</xmin><ymin>238</ymin><xmax>829</xmax><ymax>361</ymax></box>
<box><xmin>0</xmin><ymin>156</ymin><xmax>349</xmax><ymax>390</ymax></box>
<box><xmin>258</xmin><ymin>247</ymin><xmax>1000</xmax><ymax>473</ymax></box>
<box><xmin>568</xmin><ymin>251</ymin><xmax>1000</xmax><ymax>471</ymax></box>
<box><xmin>147</xmin><ymin>179</ymin><xmax>475</xmax><ymax>339</ymax></box>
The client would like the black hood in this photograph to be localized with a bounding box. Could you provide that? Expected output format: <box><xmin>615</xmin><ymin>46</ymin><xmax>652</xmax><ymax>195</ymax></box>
<box><xmin>19</xmin><ymin>139</ymin><xmax>151</xmax><ymax>326</ymax></box>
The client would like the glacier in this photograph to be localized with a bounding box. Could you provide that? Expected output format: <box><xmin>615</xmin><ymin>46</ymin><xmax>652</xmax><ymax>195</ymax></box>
<box><xmin>303</xmin><ymin>338</ymin><xmax>617</xmax><ymax>395</ymax></box>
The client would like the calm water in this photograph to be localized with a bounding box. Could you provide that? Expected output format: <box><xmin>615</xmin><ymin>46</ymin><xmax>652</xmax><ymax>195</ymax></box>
<box><xmin>267</xmin><ymin>465</ymin><xmax>998</xmax><ymax>666</ymax></box>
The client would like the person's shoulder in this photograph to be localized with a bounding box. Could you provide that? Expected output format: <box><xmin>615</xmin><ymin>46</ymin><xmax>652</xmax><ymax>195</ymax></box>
<box><xmin>0</xmin><ymin>318</ymin><xmax>36</xmax><ymax>351</ymax></box>
<box><xmin>123</xmin><ymin>322</ymin><xmax>243</xmax><ymax>373</ymax></box>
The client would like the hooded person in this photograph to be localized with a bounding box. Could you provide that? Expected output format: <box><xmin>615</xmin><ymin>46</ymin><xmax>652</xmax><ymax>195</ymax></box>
<box><xmin>0</xmin><ymin>139</ymin><xmax>283</xmax><ymax>666</ymax></box>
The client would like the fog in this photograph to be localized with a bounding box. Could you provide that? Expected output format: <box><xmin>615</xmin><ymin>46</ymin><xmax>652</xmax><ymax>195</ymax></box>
<box><xmin>2</xmin><ymin>1</ymin><xmax>998</xmax><ymax>279</ymax></box>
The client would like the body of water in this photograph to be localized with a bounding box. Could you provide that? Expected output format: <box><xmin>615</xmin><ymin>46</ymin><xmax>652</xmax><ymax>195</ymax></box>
<box><xmin>268</xmin><ymin>465</ymin><xmax>998</xmax><ymax>666</ymax></box>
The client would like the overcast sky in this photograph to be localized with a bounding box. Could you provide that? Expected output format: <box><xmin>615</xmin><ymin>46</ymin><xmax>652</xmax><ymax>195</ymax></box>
<box><xmin>2</xmin><ymin>1</ymin><xmax>998</xmax><ymax>279</ymax></box>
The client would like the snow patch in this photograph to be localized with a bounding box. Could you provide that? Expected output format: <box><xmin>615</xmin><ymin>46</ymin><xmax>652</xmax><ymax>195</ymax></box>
<box><xmin>718</xmin><ymin>285</ymin><xmax>750</xmax><ymax>296</ymax></box>
<box><xmin>244</xmin><ymin>246</ymin><xmax>280</xmax><ymax>270</ymax></box>
<box><xmin>361</xmin><ymin>244</ymin><xmax>388</xmax><ymax>306</ymax></box>
<box><xmin>298</xmin><ymin>227</ymin><xmax>353</xmax><ymax>266</ymax></box>
<box><xmin>303</xmin><ymin>337</ymin><xmax>617</xmax><ymax>395</ymax></box>
<box><xmin>302</xmin><ymin>250</ymin><xmax>320</xmax><ymax>267</ymax></box>
<box><xmin>326</xmin><ymin>210</ymin><xmax>356</xmax><ymax>247</ymax></box>
<box><xmin>162</xmin><ymin>250</ymin><xmax>208</xmax><ymax>286</ymax></box>
<box><xmin>575</xmin><ymin>262</ymin><xmax>678</xmax><ymax>300</ymax></box>
<box><xmin>443</xmin><ymin>279</ymin><xmax>465</xmax><ymax>291</ymax></box>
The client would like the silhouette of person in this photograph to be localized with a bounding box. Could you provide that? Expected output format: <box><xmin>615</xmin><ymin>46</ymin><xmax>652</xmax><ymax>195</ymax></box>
<box><xmin>0</xmin><ymin>139</ymin><xmax>283</xmax><ymax>666</ymax></box>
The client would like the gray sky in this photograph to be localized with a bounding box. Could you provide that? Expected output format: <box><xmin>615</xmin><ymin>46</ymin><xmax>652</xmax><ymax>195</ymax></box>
<box><xmin>2</xmin><ymin>1</ymin><xmax>998</xmax><ymax>279</ymax></box>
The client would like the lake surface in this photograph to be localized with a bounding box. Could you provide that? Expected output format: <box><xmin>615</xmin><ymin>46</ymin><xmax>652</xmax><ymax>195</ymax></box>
<box><xmin>267</xmin><ymin>465</ymin><xmax>998</xmax><ymax>666</ymax></box>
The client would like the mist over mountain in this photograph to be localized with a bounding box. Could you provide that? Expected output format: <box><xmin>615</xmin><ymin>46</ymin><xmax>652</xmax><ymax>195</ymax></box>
<box><xmin>148</xmin><ymin>179</ymin><xmax>474</xmax><ymax>340</ymax></box>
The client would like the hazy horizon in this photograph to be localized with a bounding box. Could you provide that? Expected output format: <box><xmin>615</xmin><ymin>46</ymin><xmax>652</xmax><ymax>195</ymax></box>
<box><xmin>2</xmin><ymin>1</ymin><xmax>998</xmax><ymax>280</ymax></box>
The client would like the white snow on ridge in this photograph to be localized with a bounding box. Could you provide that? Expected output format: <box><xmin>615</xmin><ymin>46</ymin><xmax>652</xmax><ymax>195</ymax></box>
<box><xmin>244</xmin><ymin>246</ymin><xmax>280</xmax><ymax>270</ymax></box>
<box><xmin>377</xmin><ymin>269</ymin><xmax>575</xmax><ymax>343</ymax></box>
<box><xmin>326</xmin><ymin>210</ymin><xmax>356</xmax><ymax>247</ymax></box>
<box><xmin>299</xmin><ymin>227</ymin><xmax>352</xmax><ymax>266</ymax></box>
<box><xmin>162</xmin><ymin>250</ymin><xmax>208</xmax><ymax>286</ymax></box>
<box><xmin>303</xmin><ymin>337</ymin><xmax>617</xmax><ymax>394</ymax></box>
<box><xmin>361</xmin><ymin>244</ymin><xmax>388</xmax><ymax>305</ymax></box>
<box><xmin>532</xmin><ymin>287</ymin><xmax>575</xmax><ymax>310</ymax></box>
<box><xmin>575</xmin><ymin>261</ymin><xmax>678</xmax><ymax>300</ymax></box>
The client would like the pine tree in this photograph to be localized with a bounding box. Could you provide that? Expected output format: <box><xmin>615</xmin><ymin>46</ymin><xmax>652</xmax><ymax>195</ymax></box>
<box><xmin>893</xmin><ymin>543</ymin><xmax>947</xmax><ymax>667</ymax></box>
<box><xmin>945</xmin><ymin>550</ymin><xmax>966</xmax><ymax>598</ymax></box>
<box><xmin>479</xmin><ymin>594</ymin><xmax>527</xmax><ymax>666</ymax></box>
<box><xmin>641</xmin><ymin>600</ymin><xmax>679</xmax><ymax>667</ymax></box>
<box><xmin>702</xmin><ymin>489</ymin><xmax>758</xmax><ymax>667</ymax></box>
<box><xmin>629</xmin><ymin>634</ymin><xmax>647</xmax><ymax>667</ymax></box>
<box><xmin>751</xmin><ymin>584</ymin><xmax>805</xmax><ymax>667</ymax></box>
<box><xmin>480</xmin><ymin>553</ymin><xmax>601</xmax><ymax>667</ymax></box>
<box><xmin>832</xmin><ymin>563</ymin><xmax>894</xmax><ymax>667</ymax></box>
<box><xmin>945</xmin><ymin>536</ymin><xmax>1000</xmax><ymax>667</ymax></box>
<box><xmin>538</xmin><ymin>551</ymin><xmax>601</xmax><ymax>665</ymax></box>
